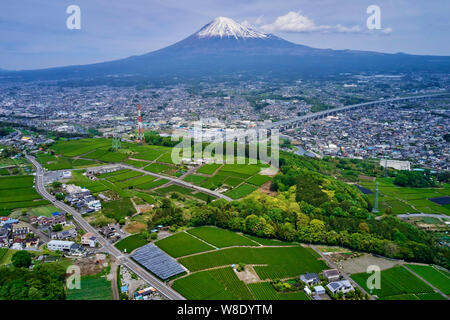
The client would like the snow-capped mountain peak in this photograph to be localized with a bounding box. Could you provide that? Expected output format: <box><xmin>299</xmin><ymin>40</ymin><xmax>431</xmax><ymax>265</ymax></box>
<box><xmin>196</xmin><ymin>17</ymin><xmax>268</xmax><ymax>39</ymax></box>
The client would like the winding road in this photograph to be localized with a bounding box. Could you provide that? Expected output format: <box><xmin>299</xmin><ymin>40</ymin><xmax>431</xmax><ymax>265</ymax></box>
<box><xmin>26</xmin><ymin>154</ymin><xmax>185</xmax><ymax>301</ymax></box>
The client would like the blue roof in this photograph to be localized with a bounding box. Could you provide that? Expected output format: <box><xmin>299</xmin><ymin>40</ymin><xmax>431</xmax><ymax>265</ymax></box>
<box><xmin>131</xmin><ymin>244</ymin><xmax>185</xmax><ymax>280</ymax></box>
<box><xmin>51</xmin><ymin>212</ymin><xmax>60</xmax><ymax>216</ymax></box>
<box><xmin>120</xmin><ymin>285</ymin><xmax>128</xmax><ymax>293</ymax></box>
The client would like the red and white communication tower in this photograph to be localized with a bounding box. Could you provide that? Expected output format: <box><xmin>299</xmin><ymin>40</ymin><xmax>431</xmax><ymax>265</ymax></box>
<box><xmin>137</xmin><ymin>104</ymin><xmax>144</xmax><ymax>142</ymax></box>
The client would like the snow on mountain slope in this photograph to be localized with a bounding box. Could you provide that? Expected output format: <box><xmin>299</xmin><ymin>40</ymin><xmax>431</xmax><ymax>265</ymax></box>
<box><xmin>196</xmin><ymin>17</ymin><xmax>268</xmax><ymax>39</ymax></box>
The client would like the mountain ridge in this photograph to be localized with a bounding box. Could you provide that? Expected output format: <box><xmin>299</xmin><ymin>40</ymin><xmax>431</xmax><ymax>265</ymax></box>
<box><xmin>2</xmin><ymin>16</ymin><xmax>450</xmax><ymax>83</ymax></box>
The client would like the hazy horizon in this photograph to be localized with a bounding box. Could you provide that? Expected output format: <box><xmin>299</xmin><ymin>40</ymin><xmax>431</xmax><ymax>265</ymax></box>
<box><xmin>1</xmin><ymin>0</ymin><xmax>449</xmax><ymax>70</ymax></box>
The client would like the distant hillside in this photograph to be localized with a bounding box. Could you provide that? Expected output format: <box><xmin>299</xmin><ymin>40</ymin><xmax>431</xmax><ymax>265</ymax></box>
<box><xmin>2</xmin><ymin>17</ymin><xmax>450</xmax><ymax>84</ymax></box>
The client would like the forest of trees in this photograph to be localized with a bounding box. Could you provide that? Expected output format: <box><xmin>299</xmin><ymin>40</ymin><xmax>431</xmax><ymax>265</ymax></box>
<box><xmin>148</xmin><ymin>150</ymin><xmax>449</xmax><ymax>269</ymax></box>
<box><xmin>394</xmin><ymin>170</ymin><xmax>437</xmax><ymax>188</ymax></box>
<box><xmin>0</xmin><ymin>252</ymin><xmax>66</xmax><ymax>300</ymax></box>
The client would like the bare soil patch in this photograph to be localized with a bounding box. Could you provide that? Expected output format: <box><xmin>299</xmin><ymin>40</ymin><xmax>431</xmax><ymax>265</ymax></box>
<box><xmin>259</xmin><ymin>181</ymin><xmax>277</xmax><ymax>196</ymax></box>
<box><xmin>340</xmin><ymin>253</ymin><xmax>402</xmax><ymax>274</ymax></box>
<box><xmin>234</xmin><ymin>265</ymin><xmax>264</xmax><ymax>284</ymax></box>
<box><xmin>73</xmin><ymin>256</ymin><xmax>106</xmax><ymax>276</ymax></box>
<box><xmin>124</xmin><ymin>221</ymin><xmax>147</xmax><ymax>234</ymax></box>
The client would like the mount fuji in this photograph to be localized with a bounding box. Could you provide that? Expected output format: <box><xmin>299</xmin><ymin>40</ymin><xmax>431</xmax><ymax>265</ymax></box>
<box><xmin>4</xmin><ymin>17</ymin><xmax>450</xmax><ymax>83</ymax></box>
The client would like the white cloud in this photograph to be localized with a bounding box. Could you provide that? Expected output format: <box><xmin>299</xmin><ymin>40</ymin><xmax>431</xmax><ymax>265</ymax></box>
<box><xmin>255</xmin><ymin>15</ymin><xmax>264</xmax><ymax>25</ymax></box>
<box><xmin>240</xmin><ymin>20</ymin><xmax>250</xmax><ymax>28</ymax></box>
<box><xmin>261</xmin><ymin>11</ymin><xmax>365</xmax><ymax>34</ymax></box>
<box><xmin>381</xmin><ymin>27</ymin><xmax>393</xmax><ymax>35</ymax></box>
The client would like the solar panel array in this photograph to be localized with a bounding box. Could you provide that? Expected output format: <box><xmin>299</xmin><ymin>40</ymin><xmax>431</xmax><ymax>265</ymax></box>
<box><xmin>131</xmin><ymin>244</ymin><xmax>186</xmax><ymax>280</ymax></box>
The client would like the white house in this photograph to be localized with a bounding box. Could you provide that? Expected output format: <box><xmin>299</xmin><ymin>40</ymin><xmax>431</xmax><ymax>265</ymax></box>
<box><xmin>47</xmin><ymin>240</ymin><xmax>75</xmax><ymax>251</ymax></box>
<box><xmin>87</xmin><ymin>200</ymin><xmax>102</xmax><ymax>211</ymax></box>
<box><xmin>81</xmin><ymin>232</ymin><xmax>98</xmax><ymax>247</ymax></box>
<box><xmin>314</xmin><ymin>285</ymin><xmax>326</xmax><ymax>295</ymax></box>
<box><xmin>62</xmin><ymin>171</ymin><xmax>72</xmax><ymax>179</ymax></box>
<box><xmin>326</xmin><ymin>280</ymin><xmax>355</xmax><ymax>294</ymax></box>
<box><xmin>11</xmin><ymin>243</ymin><xmax>23</xmax><ymax>250</ymax></box>
<box><xmin>300</xmin><ymin>272</ymin><xmax>320</xmax><ymax>285</ymax></box>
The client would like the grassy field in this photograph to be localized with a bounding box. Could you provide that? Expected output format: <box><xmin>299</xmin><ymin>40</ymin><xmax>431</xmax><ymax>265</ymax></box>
<box><xmin>106</xmin><ymin>170</ymin><xmax>142</xmax><ymax>182</ymax></box>
<box><xmin>0</xmin><ymin>175</ymin><xmax>50</xmax><ymax>214</ymax></box>
<box><xmin>119</xmin><ymin>175</ymin><xmax>155</xmax><ymax>188</ymax></box>
<box><xmin>191</xmin><ymin>192</ymin><xmax>216</xmax><ymax>202</ymax></box>
<box><xmin>68</xmin><ymin>170</ymin><xmax>110</xmax><ymax>194</ymax></box>
<box><xmin>155</xmin><ymin>184</ymin><xmax>193</xmax><ymax>196</ymax></box>
<box><xmin>208</xmin><ymin>267</ymin><xmax>253</xmax><ymax>300</ymax></box>
<box><xmin>183</xmin><ymin>174</ymin><xmax>206</xmax><ymax>184</ymax></box>
<box><xmin>200</xmin><ymin>173</ymin><xmax>229</xmax><ymax>190</ymax></box>
<box><xmin>144</xmin><ymin>163</ymin><xmax>171</xmax><ymax>173</ymax></box>
<box><xmin>0</xmin><ymin>187</ymin><xmax>42</xmax><ymax>203</ymax></box>
<box><xmin>172</xmin><ymin>270</ymin><xmax>235</xmax><ymax>300</ymax></box>
<box><xmin>179</xmin><ymin>246</ymin><xmax>327</xmax><ymax>280</ymax></box>
<box><xmin>0</xmin><ymin>249</ymin><xmax>16</xmax><ymax>266</ymax></box>
<box><xmin>248</xmin><ymin>282</ymin><xmax>309</xmax><ymax>300</ymax></box>
<box><xmin>102</xmin><ymin>198</ymin><xmax>135</xmax><ymax>221</ymax></box>
<box><xmin>136</xmin><ymin>178</ymin><xmax>168</xmax><ymax>190</ymax></box>
<box><xmin>51</xmin><ymin>138</ymin><xmax>111</xmax><ymax>157</ymax></box>
<box><xmin>246</xmin><ymin>174</ymin><xmax>272</xmax><ymax>186</ymax></box>
<box><xmin>351</xmin><ymin>266</ymin><xmax>435</xmax><ymax>299</ymax></box>
<box><xmin>196</xmin><ymin>163</ymin><xmax>222</xmax><ymax>175</ymax></box>
<box><xmin>155</xmin><ymin>232</ymin><xmax>214</xmax><ymax>258</ymax></box>
<box><xmin>114</xmin><ymin>234</ymin><xmax>148</xmax><ymax>253</ymax></box>
<box><xmin>0</xmin><ymin>248</ymin><xmax>8</xmax><ymax>265</ymax></box>
<box><xmin>244</xmin><ymin>235</ymin><xmax>295</xmax><ymax>246</ymax></box>
<box><xmin>132</xmin><ymin>146</ymin><xmax>169</xmax><ymax>161</ymax></box>
<box><xmin>224</xmin><ymin>183</ymin><xmax>258</xmax><ymax>200</ymax></box>
<box><xmin>124</xmin><ymin>159</ymin><xmax>148</xmax><ymax>168</ymax></box>
<box><xmin>382</xmin><ymin>292</ymin><xmax>446</xmax><ymax>300</ymax></box>
<box><xmin>30</xmin><ymin>205</ymin><xmax>59</xmax><ymax>217</ymax></box>
<box><xmin>405</xmin><ymin>264</ymin><xmax>450</xmax><ymax>294</ymax></box>
<box><xmin>359</xmin><ymin>177</ymin><xmax>450</xmax><ymax>215</ymax></box>
<box><xmin>223</xmin><ymin>176</ymin><xmax>244</xmax><ymax>187</ymax></box>
<box><xmin>66</xmin><ymin>273</ymin><xmax>112</xmax><ymax>300</ymax></box>
<box><xmin>0</xmin><ymin>175</ymin><xmax>34</xmax><ymax>189</ymax></box>
<box><xmin>97</xmin><ymin>169</ymin><xmax>130</xmax><ymax>178</ymax></box>
<box><xmin>187</xmin><ymin>226</ymin><xmax>259</xmax><ymax>248</ymax></box>
<box><xmin>219</xmin><ymin>163</ymin><xmax>262</xmax><ymax>177</ymax></box>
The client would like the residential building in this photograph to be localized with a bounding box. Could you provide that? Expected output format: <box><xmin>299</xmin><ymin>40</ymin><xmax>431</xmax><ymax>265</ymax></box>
<box><xmin>300</xmin><ymin>272</ymin><xmax>320</xmax><ymax>285</ymax></box>
<box><xmin>314</xmin><ymin>285</ymin><xmax>326</xmax><ymax>295</ymax></box>
<box><xmin>323</xmin><ymin>269</ymin><xmax>340</xmax><ymax>282</ymax></box>
<box><xmin>326</xmin><ymin>280</ymin><xmax>355</xmax><ymax>294</ymax></box>
<box><xmin>47</xmin><ymin>240</ymin><xmax>75</xmax><ymax>252</ymax></box>
<box><xmin>81</xmin><ymin>232</ymin><xmax>98</xmax><ymax>247</ymax></box>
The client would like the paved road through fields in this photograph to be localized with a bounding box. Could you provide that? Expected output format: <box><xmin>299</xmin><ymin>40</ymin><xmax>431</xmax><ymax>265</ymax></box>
<box><xmin>26</xmin><ymin>154</ymin><xmax>186</xmax><ymax>300</ymax></box>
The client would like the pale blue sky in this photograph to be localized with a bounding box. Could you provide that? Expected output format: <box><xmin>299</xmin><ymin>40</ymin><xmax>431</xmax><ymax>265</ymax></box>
<box><xmin>1</xmin><ymin>0</ymin><xmax>449</xmax><ymax>70</ymax></box>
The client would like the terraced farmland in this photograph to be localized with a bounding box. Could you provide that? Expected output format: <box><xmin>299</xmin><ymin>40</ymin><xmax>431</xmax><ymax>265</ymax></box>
<box><xmin>186</xmin><ymin>226</ymin><xmax>259</xmax><ymax>248</ymax></box>
<box><xmin>178</xmin><ymin>246</ymin><xmax>327</xmax><ymax>279</ymax></box>
<box><xmin>155</xmin><ymin>232</ymin><xmax>214</xmax><ymax>258</ymax></box>
<box><xmin>224</xmin><ymin>183</ymin><xmax>258</xmax><ymax>200</ymax></box>
<box><xmin>196</xmin><ymin>163</ymin><xmax>222</xmax><ymax>174</ymax></box>
<box><xmin>351</xmin><ymin>266</ymin><xmax>436</xmax><ymax>300</ymax></box>
<box><xmin>405</xmin><ymin>264</ymin><xmax>450</xmax><ymax>295</ymax></box>
<box><xmin>66</xmin><ymin>273</ymin><xmax>112</xmax><ymax>300</ymax></box>
<box><xmin>248</xmin><ymin>282</ymin><xmax>309</xmax><ymax>300</ymax></box>
<box><xmin>172</xmin><ymin>270</ymin><xmax>235</xmax><ymax>300</ymax></box>
<box><xmin>144</xmin><ymin>163</ymin><xmax>171</xmax><ymax>173</ymax></box>
<box><xmin>0</xmin><ymin>175</ymin><xmax>50</xmax><ymax>215</ymax></box>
